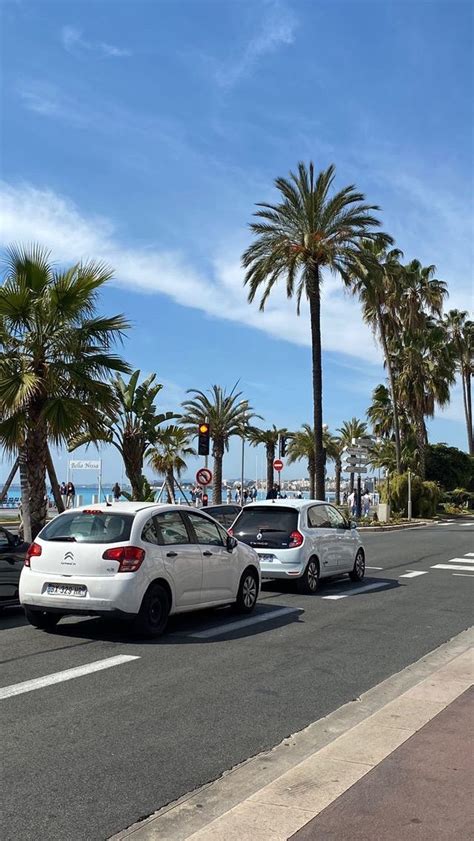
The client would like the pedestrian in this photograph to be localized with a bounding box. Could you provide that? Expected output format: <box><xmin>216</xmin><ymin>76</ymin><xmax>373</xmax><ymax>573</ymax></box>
<box><xmin>243</xmin><ymin>488</ymin><xmax>249</xmax><ymax>504</ymax></box>
<box><xmin>60</xmin><ymin>481</ymin><xmax>67</xmax><ymax>509</ymax></box>
<box><xmin>112</xmin><ymin>482</ymin><xmax>121</xmax><ymax>501</ymax></box>
<box><xmin>266</xmin><ymin>484</ymin><xmax>279</xmax><ymax>500</ymax></box>
<box><xmin>348</xmin><ymin>490</ymin><xmax>357</xmax><ymax>517</ymax></box>
<box><xmin>252</xmin><ymin>486</ymin><xmax>258</xmax><ymax>502</ymax></box>
<box><xmin>362</xmin><ymin>491</ymin><xmax>371</xmax><ymax>517</ymax></box>
<box><xmin>227</xmin><ymin>488</ymin><xmax>232</xmax><ymax>504</ymax></box>
<box><xmin>66</xmin><ymin>481</ymin><xmax>75</xmax><ymax>509</ymax></box>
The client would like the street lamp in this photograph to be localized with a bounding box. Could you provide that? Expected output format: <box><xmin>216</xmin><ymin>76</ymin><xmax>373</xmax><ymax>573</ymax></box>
<box><xmin>240</xmin><ymin>403</ymin><xmax>249</xmax><ymax>507</ymax></box>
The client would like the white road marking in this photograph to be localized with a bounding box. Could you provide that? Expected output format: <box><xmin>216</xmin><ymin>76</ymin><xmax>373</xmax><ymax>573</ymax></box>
<box><xmin>452</xmin><ymin>573</ymin><xmax>474</xmax><ymax>578</ymax></box>
<box><xmin>399</xmin><ymin>571</ymin><xmax>428</xmax><ymax>578</ymax></box>
<box><xmin>461</xmin><ymin>522</ymin><xmax>474</xmax><ymax>526</ymax></box>
<box><xmin>431</xmin><ymin>564</ymin><xmax>474</xmax><ymax>572</ymax></box>
<box><xmin>447</xmin><ymin>558</ymin><xmax>474</xmax><ymax>564</ymax></box>
<box><xmin>322</xmin><ymin>582</ymin><xmax>391</xmax><ymax>600</ymax></box>
<box><xmin>366</xmin><ymin>566</ymin><xmax>383</xmax><ymax>570</ymax></box>
<box><xmin>0</xmin><ymin>655</ymin><xmax>140</xmax><ymax>701</ymax></box>
<box><xmin>466</xmin><ymin>553</ymin><xmax>474</xmax><ymax>557</ymax></box>
<box><xmin>188</xmin><ymin>607</ymin><xmax>303</xmax><ymax>639</ymax></box>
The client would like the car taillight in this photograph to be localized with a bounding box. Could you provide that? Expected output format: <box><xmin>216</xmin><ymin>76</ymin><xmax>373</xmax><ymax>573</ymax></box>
<box><xmin>102</xmin><ymin>546</ymin><xmax>145</xmax><ymax>572</ymax></box>
<box><xmin>289</xmin><ymin>530</ymin><xmax>304</xmax><ymax>548</ymax></box>
<box><xmin>25</xmin><ymin>542</ymin><xmax>42</xmax><ymax>567</ymax></box>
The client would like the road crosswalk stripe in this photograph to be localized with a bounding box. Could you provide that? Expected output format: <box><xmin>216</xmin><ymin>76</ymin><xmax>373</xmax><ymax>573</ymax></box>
<box><xmin>322</xmin><ymin>582</ymin><xmax>390</xmax><ymax>600</ymax></box>
<box><xmin>0</xmin><ymin>655</ymin><xmax>140</xmax><ymax>701</ymax></box>
<box><xmin>466</xmin><ymin>553</ymin><xmax>474</xmax><ymax>557</ymax></box>
<box><xmin>399</xmin><ymin>571</ymin><xmax>428</xmax><ymax>578</ymax></box>
<box><xmin>187</xmin><ymin>607</ymin><xmax>303</xmax><ymax>639</ymax></box>
<box><xmin>431</xmin><ymin>564</ymin><xmax>474</xmax><ymax>572</ymax></box>
<box><xmin>447</xmin><ymin>558</ymin><xmax>474</xmax><ymax>564</ymax></box>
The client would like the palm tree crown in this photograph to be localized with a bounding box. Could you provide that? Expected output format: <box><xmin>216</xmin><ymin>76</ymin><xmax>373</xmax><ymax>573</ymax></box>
<box><xmin>242</xmin><ymin>162</ymin><xmax>390</xmax><ymax>499</ymax></box>
<box><xmin>147</xmin><ymin>426</ymin><xmax>196</xmax><ymax>503</ymax></box>
<box><xmin>246</xmin><ymin>425</ymin><xmax>286</xmax><ymax>492</ymax></box>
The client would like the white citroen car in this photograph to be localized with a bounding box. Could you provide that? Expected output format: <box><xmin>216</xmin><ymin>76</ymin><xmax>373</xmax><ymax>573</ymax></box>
<box><xmin>230</xmin><ymin>499</ymin><xmax>365</xmax><ymax>593</ymax></box>
<box><xmin>19</xmin><ymin>503</ymin><xmax>261</xmax><ymax>637</ymax></box>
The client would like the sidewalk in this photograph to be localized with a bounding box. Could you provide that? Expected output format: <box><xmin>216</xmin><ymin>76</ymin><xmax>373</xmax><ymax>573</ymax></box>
<box><xmin>290</xmin><ymin>686</ymin><xmax>473</xmax><ymax>840</ymax></box>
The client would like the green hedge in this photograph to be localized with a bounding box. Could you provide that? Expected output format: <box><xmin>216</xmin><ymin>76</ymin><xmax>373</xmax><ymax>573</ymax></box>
<box><xmin>381</xmin><ymin>473</ymin><xmax>441</xmax><ymax>518</ymax></box>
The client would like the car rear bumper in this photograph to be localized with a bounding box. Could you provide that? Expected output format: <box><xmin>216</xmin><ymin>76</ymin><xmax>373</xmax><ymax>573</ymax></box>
<box><xmin>256</xmin><ymin>552</ymin><xmax>305</xmax><ymax>580</ymax></box>
<box><xmin>19</xmin><ymin>568</ymin><xmax>142</xmax><ymax>615</ymax></box>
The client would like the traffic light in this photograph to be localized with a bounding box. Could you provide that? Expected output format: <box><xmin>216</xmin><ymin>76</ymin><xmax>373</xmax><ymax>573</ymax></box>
<box><xmin>198</xmin><ymin>422</ymin><xmax>210</xmax><ymax>456</ymax></box>
<box><xmin>279</xmin><ymin>435</ymin><xmax>287</xmax><ymax>458</ymax></box>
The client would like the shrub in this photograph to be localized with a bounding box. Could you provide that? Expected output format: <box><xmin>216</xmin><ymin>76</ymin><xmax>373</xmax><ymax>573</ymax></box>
<box><xmin>381</xmin><ymin>472</ymin><xmax>440</xmax><ymax>518</ymax></box>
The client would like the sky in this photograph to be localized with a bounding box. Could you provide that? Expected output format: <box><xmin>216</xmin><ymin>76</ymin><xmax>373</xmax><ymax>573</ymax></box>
<box><xmin>1</xmin><ymin>0</ymin><xmax>473</xmax><ymax>484</ymax></box>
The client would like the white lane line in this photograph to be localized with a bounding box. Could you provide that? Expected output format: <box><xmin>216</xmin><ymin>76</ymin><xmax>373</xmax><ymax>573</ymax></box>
<box><xmin>322</xmin><ymin>582</ymin><xmax>391</xmax><ymax>600</ymax></box>
<box><xmin>452</xmin><ymin>573</ymin><xmax>474</xmax><ymax>578</ymax></box>
<box><xmin>466</xmin><ymin>553</ymin><xmax>474</xmax><ymax>557</ymax></box>
<box><xmin>447</xmin><ymin>557</ymin><xmax>474</xmax><ymax>564</ymax></box>
<box><xmin>461</xmin><ymin>523</ymin><xmax>474</xmax><ymax>526</ymax></box>
<box><xmin>366</xmin><ymin>566</ymin><xmax>383</xmax><ymax>570</ymax></box>
<box><xmin>399</xmin><ymin>571</ymin><xmax>428</xmax><ymax>578</ymax></box>
<box><xmin>0</xmin><ymin>655</ymin><xmax>140</xmax><ymax>701</ymax></box>
<box><xmin>188</xmin><ymin>607</ymin><xmax>303</xmax><ymax>639</ymax></box>
<box><xmin>431</xmin><ymin>564</ymin><xmax>474</xmax><ymax>572</ymax></box>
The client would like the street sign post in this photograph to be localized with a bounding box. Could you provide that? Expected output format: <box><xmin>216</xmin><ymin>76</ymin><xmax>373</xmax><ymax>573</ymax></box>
<box><xmin>196</xmin><ymin>467</ymin><xmax>212</xmax><ymax>487</ymax></box>
<box><xmin>273</xmin><ymin>459</ymin><xmax>283</xmax><ymax>473</ymax></box>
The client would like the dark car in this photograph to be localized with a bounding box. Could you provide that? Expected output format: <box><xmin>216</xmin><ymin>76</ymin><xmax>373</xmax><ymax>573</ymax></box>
<box><xmin>0</xmin><ymin>526</ymin><xmax>28</xmax><ymax>608</ymax></box>
<box><xmin>205</xmin><ymin>504</ymin><xmax>241</xmax><ymax>529</ymax></box>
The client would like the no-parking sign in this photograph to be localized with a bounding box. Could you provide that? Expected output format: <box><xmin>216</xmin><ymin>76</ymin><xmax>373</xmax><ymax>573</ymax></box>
<box><xmin>196</xmin><ymin>467</ymin><xmax>212</xmax><ymax>486</ymax></box>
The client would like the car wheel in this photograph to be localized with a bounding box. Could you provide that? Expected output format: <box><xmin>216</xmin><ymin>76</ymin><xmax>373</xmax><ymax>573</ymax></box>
<box><xmin>234</xmin><ymin>568</ymin><xmax>259</xmax><ymax>614</ymax></box>
<box><xmin>134</xmin><ymin>584</ymin><xmax>170</xmax><ymax>638</ymax></box>
<box><xmin>25</xmin><ymin>608</ymin><xmax>61</xmax><ymax>631</ymax></box>
<box><xmin>349</xmin><ymin>549</ymin><xmax>365</xmax><ymax>582</ymax></box>
<box><xmin>297</xmin><ymin>558</ymin><xmax>320</xmax><ymax>594</ymax></box>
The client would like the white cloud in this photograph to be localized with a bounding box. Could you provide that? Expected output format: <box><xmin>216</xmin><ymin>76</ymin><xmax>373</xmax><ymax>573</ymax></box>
<box><xmin>213</xmin><ymin>0</ymin><xmax>297</xmax><ymax>88</ymax></box>
<box><xmin>60</xmin><ymin>25</ymin><xmax>131</xmax><ymax>58</ymax></box>
<box><xmin>0</xmin><ymin>181</ymin><xmax>378</xmax><ymax>362</ymax></box>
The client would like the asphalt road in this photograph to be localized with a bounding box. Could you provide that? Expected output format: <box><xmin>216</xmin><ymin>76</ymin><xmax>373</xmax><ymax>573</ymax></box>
<box><xmin>1</xmin><ymin>520</ymin><xmax>473</xmax><ymax>841</ymax></box>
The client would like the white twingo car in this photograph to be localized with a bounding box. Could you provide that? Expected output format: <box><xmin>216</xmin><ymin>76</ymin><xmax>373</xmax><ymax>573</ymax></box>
<box><xmin>230</xmin><ymin>499</ymin><xmax>365</xmax><ymax>594</ymax></box>
<box><xmin>19</xmin><ymin>503</ymin><xmax>261</xmax><ymax>637</ymax></box>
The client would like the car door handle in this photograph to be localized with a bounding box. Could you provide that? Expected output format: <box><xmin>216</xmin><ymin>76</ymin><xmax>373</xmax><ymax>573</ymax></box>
<box><xmin>166</xmin><ymin>551</ymin><xmax>178</xmax><ymax>558</ymax></box>
<box><xmin>202</xmin><ymin>551</ymin><xmax>213</xmax><ymax>556</ymax></box>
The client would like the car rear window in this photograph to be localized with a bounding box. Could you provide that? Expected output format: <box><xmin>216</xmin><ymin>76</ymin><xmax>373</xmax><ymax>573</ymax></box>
<box><xmin>233</xmin><ymin>506</ymin><xmax>298</xmax><ymax>549</ymax></box>
<box><xmin>40</xmin><ymin>512</ymin><xmax>134</xmax><ymax>544</ymax></box>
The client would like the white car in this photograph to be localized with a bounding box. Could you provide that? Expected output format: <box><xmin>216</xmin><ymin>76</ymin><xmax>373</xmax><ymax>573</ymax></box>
<box><xmin>230</xmin><ymin>499</ymin><xmax>365</xmax><ymax>593</ymax></box>
<box><xmin>19</xmin><ymin>503</ymin><xmax>261</xmax><ymax>637</ymax></box>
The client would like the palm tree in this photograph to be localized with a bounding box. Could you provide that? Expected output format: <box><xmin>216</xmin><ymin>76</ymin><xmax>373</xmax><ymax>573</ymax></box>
<box><xmin>181</xmin><ymin>384</ymin><xmax>256</xmax><ymax>504</ymax></box>
<box><xmin>246</xmin><ymin>425</ymin><xmax>286</xmax><ymax>493</ymax></box>
<box><xmin>350</xmin><ymin>237</ymin><xmax>404</xmax><ymax>471</ymax></box>
<box><xmin>337</xmin><ymin>417</ymin><xmax>368</xmax><ymax>492</ymax></box>
<box><xmin>443</xmin><ymin>310</ymin><xmax>473</xmax><ymax>454</ymax></box>
<box><xmin>147</xmin><ymin>426</ymin><xmax>196</xmax><ymax>502</ymax></box>
<box><xmin>0</xmin><ymin>245</ymin><xmax>130</xmax><ymax>537</ymax></box>
<box><xmin>71</xmin><ymin>371</ymin><xmax>176</xmax><ymax>500</ymax></box>
<box><xmin>396</xmin><ymin>260</ymin><xmax>448</xmax><ymax>333</ymax></box>
<box><xmin>242</xmin><ymin>162</ymin><xmax>390</xmax><ymax>500</ymax></box>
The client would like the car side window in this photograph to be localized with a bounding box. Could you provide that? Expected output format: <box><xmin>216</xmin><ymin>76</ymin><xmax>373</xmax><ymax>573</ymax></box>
<box><xmin>141</xmin><ymin>518</ymin><xmax>160</xmax><ymax>545</ymax></box>
<box><xmin>326</xmin><ymin>505</ymin><xmax>347</xmax><ymax>529</ymax></box>
<box><xmin>187</xmin><ymin>513</ymin><xmax>225</xmax><ymax>547</ymax></box>
<box><xmin>307</xmin><ymin>506</ymin><xmax>331</xmax><ymax>528</ymax></box>
<box><xmin>0</xmin><ymin>530</ymin><xmax>10</xmax><ymax>549</ymax></box>
<box><xmin>155</xmin><ymin>511</ymin><xmax>190</xmax><ymax>545</ymax></box>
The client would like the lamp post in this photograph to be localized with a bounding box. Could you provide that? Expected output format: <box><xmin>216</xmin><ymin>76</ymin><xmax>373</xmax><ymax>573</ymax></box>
<box><xmin>240</xmin><ymin>404</ymin><xmax>248</xmax><ymax>507</ymax></box>
<box><xmin>407</xmin><ymin>468</ymin><xmax>412</xmax><ymax>521</ymax></box>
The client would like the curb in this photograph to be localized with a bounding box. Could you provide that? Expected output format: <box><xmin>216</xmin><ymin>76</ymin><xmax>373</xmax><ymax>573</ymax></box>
<box><xmin>111</xmin><ymin>628</ymin><xmax>473</xmax><ymax>841</ymax></box>
<box><xmin>358</xmin><ymin>521</ymin><xmax>433</xmax><ymax>532</ymax></box>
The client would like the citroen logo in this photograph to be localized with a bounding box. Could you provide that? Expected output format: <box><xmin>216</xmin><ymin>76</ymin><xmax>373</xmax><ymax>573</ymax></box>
<box><xmin>62</xmin><ymin>551</ymin><xmax>75</xmax><ymax>565</ymax></box>
<box><xmin>256</xmin><ymin>532</ymin><xmax>262</xmax><ymax>541</ymax></box>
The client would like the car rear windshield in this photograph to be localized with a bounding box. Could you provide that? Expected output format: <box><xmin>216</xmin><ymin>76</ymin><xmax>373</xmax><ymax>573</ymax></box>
<box><xmin>40</xmin><ymin>512</ymin><xmax>134</xmax><ymax>544</ymax></box>
<box><xmin>232</xmin><ymin>507</ymin><xmax>298</xmax><ymax>549</ymax></box>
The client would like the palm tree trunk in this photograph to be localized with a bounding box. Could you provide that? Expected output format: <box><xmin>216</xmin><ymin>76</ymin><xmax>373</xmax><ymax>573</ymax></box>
<box><xmin>350</xmin><ymin>473</ymin><xmax>355</xmax><ymax>494</ymax></box>
<box><xmin>46</xmin><ymin>446</ymin><xmax>65</xmax><ymax>512</ymax></box>
<box><xmin>308</xmin><ymin>270</ymin><xmax>325</xmax><ymax>500</ymax></box>
<box><xmin>0</xmin><ymin>457</ymin><xmax>19</xmax><ymax>503</ymax></box>
<box><xmin>308</xmin><ymin>458</ymin><xmax>316</xmax><ymax>499</ymax></box>
<box><xmin>335</xmin><ymin>459</ymin><xmax>341</xmax><ymax>505</ymax></box>
<box><xmin>166</xmin><ymin>468</ymin><xmax>175</xmax><ymax>503</ymax></box>
<box><xmin>213</xmin><ymin>440</ymin><xmax>224</xmax><ymax>504</ymax></box>
<box><xmin>462</xmin><ymin>368</ymin><xmax>473</xmax><ymax>455</ymax></box>
<box><xmin>266</xmin><ymin>442</ymin><xmax>275</xmax><ymax>493</ymax></box>
<box><xmin>18</xmin><ymin>447</ymin><xmax>32</xmax><ymax>543</ymax></box>
<box><xmin>26</xmin><ymin>408</ymin><xmax>48</xmax><ymax>539</ymax></box>
<box><xmin>377</xmin><ymin>309</ymin><xmax>402</xmax><ymax>472</ymax></box>
<box><xmin>416</xmin><ymin>416</ymin><xmax>427</xmax><ymax>479</ymax></box>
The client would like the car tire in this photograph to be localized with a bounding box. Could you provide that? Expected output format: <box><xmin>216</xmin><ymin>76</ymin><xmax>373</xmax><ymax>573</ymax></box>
<box><xmin>234</xmin><ymin>568</ymin><xmax>259</xmax><ymax>613</ymax></box>
<box><xmin>349</xmin><ymin>549</ymin><xmax>365</xmax><ymax>582</ymax></box>
<box><xmin>297</xmin><ymin>558</ymin><xmax>320</xmax><ymax>594</ymax></box>
<box><xmin>134</xmin><ymin>583</ymin><xmax>170</xmax><ymax>638</ymax></box>
<box><xmin>25</xmin><ymin>608</ymin><xmax>61</xmax><ymax>630</ymax></box>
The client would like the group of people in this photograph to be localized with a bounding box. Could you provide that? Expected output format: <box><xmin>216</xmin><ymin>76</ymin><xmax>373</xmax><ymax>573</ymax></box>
<box><xmin>59</xmin><ymin>482</ymin><xmax>76</xmax><ymax>509</ymax></box>
<box><xmin>229</xmin><ymin>486</ymin><xmax>258</xmax><ymax>505</ymax></box>
<box><xmin>345</xmin><ymin>489</ymin><xmax>373</xmax><ymax>517</ymax></box>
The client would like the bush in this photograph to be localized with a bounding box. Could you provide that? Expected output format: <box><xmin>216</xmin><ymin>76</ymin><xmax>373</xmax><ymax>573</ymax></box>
<box><xmin>381</xmin><ymin>472</ymin><xmax>440</xmax><ymax>518</ymax></box>
<box><xmin>442</xmin><ymin>488</ymin><xmax>474</xmax><ymax>510</ymax></box>
<box><xmin>425</xmin><ymin>444</ymin><xmax>473</xmax><ymax>491</ymax></box>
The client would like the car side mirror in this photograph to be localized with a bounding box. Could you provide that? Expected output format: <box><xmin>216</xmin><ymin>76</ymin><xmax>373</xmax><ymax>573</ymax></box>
<box><xmin>226</xmin><ymin>535</ymin><xmax>237</xmax><ymax>552</ymax></box>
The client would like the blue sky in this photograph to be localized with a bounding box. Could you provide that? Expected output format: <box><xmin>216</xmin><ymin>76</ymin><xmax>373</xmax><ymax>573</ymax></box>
<box><xmin>1</xmin><ymin>0</ymin><xmax>473</xmax><ymax>483</ymax></box>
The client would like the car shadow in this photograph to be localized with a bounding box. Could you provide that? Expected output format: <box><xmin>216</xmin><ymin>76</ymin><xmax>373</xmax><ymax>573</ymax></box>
<box><xmin>0</xmin><ymin>604</ymin><xmax>29</xmax><ymax>630</ymax></box>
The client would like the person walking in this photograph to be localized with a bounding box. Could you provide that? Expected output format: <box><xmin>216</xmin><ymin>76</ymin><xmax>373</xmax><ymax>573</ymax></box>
<box><xmin>252</xmin><ymin>486</ymin><xmax>258</xmax><ymax>502</ymax></box>
<box><xmin>66</xmin><ymin>481</ymin><xmax>75</xmax><ymax>509</ymax></box>
<box><xmin>348</xmin><ymin>490</ymin><xmax>357</xmax><ymax>517</ymax></box>
<box><xmin>112</xmin><ymin>482</ymin><xmax>121</xmax><ymax>501</ymax></box>
<box><xmin>60</xmin><ymin>481</ymin><xmax>67</xmax><ymax>509</ymax></box>
<box><xmin>226</xmin><ymin>488</ymin><xmax>232</xmax><ymax>504</ymax></box>
<box><xmin>266</xmin><ymin>484</ymin><xmax>279</xmax><ymax>500</ymax></box>
<box><xmin>362</xmin><ymin>491</ymin><xmax>371</xmax><ymax>517</ymax></box>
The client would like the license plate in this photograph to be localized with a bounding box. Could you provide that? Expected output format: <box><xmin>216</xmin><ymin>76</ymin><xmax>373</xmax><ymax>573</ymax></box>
<box><xmin>46</xmin><ymin>584</ymin><xmax>87</xmax><ymax>597</ymax></box>
<box><xmin>259</xmin><ymin>554</ymin><xmax>274</xmax><ymax>561</ymax></box>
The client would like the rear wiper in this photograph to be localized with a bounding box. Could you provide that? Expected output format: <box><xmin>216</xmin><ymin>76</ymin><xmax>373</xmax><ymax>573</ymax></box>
<box><xmin>47</xmin><ymin>536</ymin><xmax>77</xmax><ymax>542</ymax></box>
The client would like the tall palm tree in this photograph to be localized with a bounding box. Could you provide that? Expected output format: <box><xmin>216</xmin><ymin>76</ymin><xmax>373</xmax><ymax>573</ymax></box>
<box><xmin>337</xmin><ymin>417</ymin><xmax>368</xmax><ymax>492</ymax></box>
<box><xmin>246</xmin><ymin>425</ymin><xmax>286</xmax><ymax>493</ymax></box>
<box><xmin>147</xmin><ymin>426</ymin><xmax>196</xmax><ymax>503</ymax></box>
<box><xmin>242</xmin><ymin>162</ymin><xmax>390</xmax><ymax>500</ymax></box>
<box><xmin>287</xmin><ymin>424</ymin><xmax>317</xmax><ymax>498</ymax></box>
<box><xmin>349</xmin><ymin>237</ymin><xmax>404</xmax><ymax>471</ymax></box>
<box><xmin>396</xmin><ymin>260</ymin><xmax>448</xmax><ymax>333</ymax></box>
<box><xmin>181</xmin><ymin>384</ymin><xmax>256</xmax><ymax>504</ymax></box>
<box><xmin>367</xmin><ymin>384</ymin><xmax>396</xmax><ymax>440</ymax></box>
<box><xmin>443</xmin><ymin>310</ymin><xmax>473</xmax><ymax>454</ymax></box>
<box><xmin>0</xmin><ymin>245</ymin><xmax>130</xmax><ymax>537</ymax></box>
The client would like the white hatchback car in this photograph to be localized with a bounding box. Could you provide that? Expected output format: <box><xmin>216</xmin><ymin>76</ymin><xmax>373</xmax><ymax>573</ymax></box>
<box><xmin>19</xmin><ymin>503</ymin><xmax>261</xmax><ymax>637</ymax></box>
<box><xmin>231</xmin><ymin>499</ymin><xmax>365</xmax><ymax>593</ymax></box>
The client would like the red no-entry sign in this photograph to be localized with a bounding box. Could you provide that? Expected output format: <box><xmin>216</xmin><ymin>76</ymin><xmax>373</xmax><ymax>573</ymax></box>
<box><xmin>196</xmin><ymin>467</ymin><xmax>212</xmax><ymax>486</ymax></box>
<box><xmin>273</xmin><ymin>459</ymin><xmax>284</xmax><ymax>472</ymax></box>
